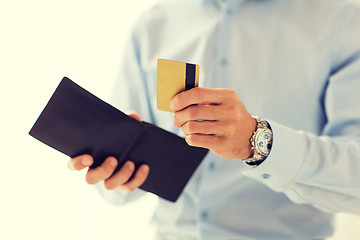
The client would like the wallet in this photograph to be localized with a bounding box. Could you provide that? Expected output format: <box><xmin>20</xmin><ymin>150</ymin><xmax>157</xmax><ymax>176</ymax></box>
<box><xmin>29</xmin><ymin>77</ymin><xmax>208</xmax><ymax>202</ymax></box>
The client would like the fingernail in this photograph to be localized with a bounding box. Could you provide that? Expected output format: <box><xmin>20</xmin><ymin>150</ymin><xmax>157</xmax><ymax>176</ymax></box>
<box><xmin>109</xmin><ymin>158</ymin><xmax>117</xmax><ymax>167</ymax></box>
<box><xmin>82</xmin><ymin>158</ymin><xmax>91</xmax><ymax>166</ymax></box>
<box><xmin>170</xmin><ymin>100</ymin><xmax>175</xmax><ymax>110</ymax></box>
<box><xmin>127</xmin><ymin>162</ymin><xmax>134</xmax><ymax>171</ymax></box>
<box><xmin>142</xmin><ymin>165</ymin><xmax>149</xmax><ymax>173</ymax></box>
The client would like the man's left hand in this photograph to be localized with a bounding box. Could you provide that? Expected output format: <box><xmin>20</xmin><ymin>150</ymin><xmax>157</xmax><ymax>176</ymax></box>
<box><xmin>170</xmin><ymin>87</ymin><xmax>257</xmax><ymax>160</ymax></box>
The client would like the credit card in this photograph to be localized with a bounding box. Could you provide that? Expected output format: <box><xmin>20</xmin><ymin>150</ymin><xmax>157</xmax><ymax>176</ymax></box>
<box><xmin>157</xmin><ymin>59</ymin><xmax>199</xmax><ymax>112</ymax></box>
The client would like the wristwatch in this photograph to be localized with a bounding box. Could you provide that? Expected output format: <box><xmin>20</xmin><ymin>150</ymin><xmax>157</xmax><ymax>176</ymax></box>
<box><xmin>245</xmin><ymin>116</ymin><xmax>273</xmax><ymax>166</ymax></box>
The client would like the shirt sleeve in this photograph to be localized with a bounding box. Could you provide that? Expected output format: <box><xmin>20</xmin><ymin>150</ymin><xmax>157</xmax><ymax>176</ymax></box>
<box><xmin>94</xmin><ymin>22</ymin><xmax>155</xmax><ymax>205</ymax></box>
<box><xmin>243</xmin><ymin>2</ymin><xmax>360</xmax><ymax>214</ymax></box>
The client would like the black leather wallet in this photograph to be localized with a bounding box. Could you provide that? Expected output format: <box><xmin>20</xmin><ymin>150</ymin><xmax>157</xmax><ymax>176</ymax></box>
<box><xmin>29</xmin><ymin>77</ymin><xmax>208</xmax><ymax>202</ymax></box>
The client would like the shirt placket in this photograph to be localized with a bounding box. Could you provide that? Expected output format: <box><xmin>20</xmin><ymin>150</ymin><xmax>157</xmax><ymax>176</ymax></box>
<box><xmin>197</xmin><ymin>1</ymin><xmax>240</xmax><ymax>239</ymax></box>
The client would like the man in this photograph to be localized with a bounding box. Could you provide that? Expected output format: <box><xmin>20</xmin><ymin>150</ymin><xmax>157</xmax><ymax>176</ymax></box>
<box><xmin>69</xmin><ymin>0</ymin><xmax>360</xmax><ymax>239</ymax></box>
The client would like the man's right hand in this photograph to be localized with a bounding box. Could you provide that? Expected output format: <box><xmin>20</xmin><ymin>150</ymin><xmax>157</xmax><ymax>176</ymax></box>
<box><xmin>67</xmin><ymin>111</ymin><xmax>150</xmax><ymax>192</ymax></box>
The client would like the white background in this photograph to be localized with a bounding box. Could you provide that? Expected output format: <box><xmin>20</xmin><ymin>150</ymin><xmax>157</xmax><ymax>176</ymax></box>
<box><xmin>0</xmin><ymin>1</ymin><xmax>359</xmax><ymax>239</ymax></box>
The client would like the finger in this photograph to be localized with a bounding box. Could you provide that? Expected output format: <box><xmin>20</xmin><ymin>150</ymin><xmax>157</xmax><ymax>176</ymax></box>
<box><xmin>68</xmin><ymin>154</ymin><xmax>93</xmax><ymax>171</ymax></box>
<box><xmin>103</xmin><ymin>161</ymin><xmax>135</xmax><ymax>190</ymax></box>
<box><xmin>170</xmin><ymin>87</ymin><xmax>232</xmax><ymax>111</ymax></box>
<box><xmin>174</xmin><ymin>104</ymin><xmax>223</xmax><ymax>127</ymax></box>
<box><xmin>85</xmin><ymin>156</ymin><xmax>118</xmax><ymax>184</ymax></box>
<box><xmin>119</xmin><ymin>164</ymin><xmax>150</xmax><ymax>192</ymax></box>
<box><xmin>126</xmin><ymin>111</ymin><xmax>141</xmax><ymax>121</ymax></box>
<box><xmin>185</xmin><ymin>134</ymin><xmax>222</xmax><ymax>149</ymax></box>
<box><xmin>182</xmin><ymin>120</ymin><xmax>225</xmax><ymax>135</ymax></box>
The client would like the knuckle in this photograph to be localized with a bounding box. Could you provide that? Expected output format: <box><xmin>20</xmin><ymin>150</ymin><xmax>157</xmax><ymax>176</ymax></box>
<box><xmin>85</xmin><ymin>174</ymin><xmax>96</xmax><ymax>185</ymax></box>
<box><xmin>96</xmin><ymin>166</ymin><xmax>107</xmax><ymax>178</ymax></box>
<box><xmin>118</xmin><ymin>166</ymin><xmax>133</xmax><ymax>182</ymax></box>
<box><xmin>227</xmin><ymin>124</ymin><xmax>237</xmax><ymax>137</ymax></box>
<box><xmin>187</xmin><ymin>121</ymin><xmax>196</xmax><ymax>133</ymax></box>
<box><xmin>182</xmin><ymin>125</ymin><xmax>188</xmax><ymax>135</ymax></box>
<box><xmin>103</xmin><ymin>181</ymin><xmax>115</xmax><ymax>190</ymax></box>
<box><xmin>138</xmin><ymin>172</ymin><xmax>148</xmax><ymax>182</ymax></box>
<box><xmin>183</xmin><ymin>123</ymin><xmax>190</xmax><ymax>134</ymax></box>
<box><xmin>116</xmin><ymin>186</ymin><xmax>125</xmax><ymax>191</ymax></box>
<box><xmin>101</xmin><ymin>165</ymin><xmax>113</xmax><ymax>177</ymax></box>
<box><xmin>226</xmin><ymin>102</ymin><xmax>236</xmax><ymax>110</ymax></box>
<box><xmin>188</xmin><ymin>106</ymin><xmax>197</xmax><ymax>119</ymax></box>
<box><xmin>174</xmin><ymin>113</ymin><xmax>181</xmax><ymax>127</ymax></box>
<box><xmin>125</xmin><ymin>185</ymin><xmax>136</xmax><ymax>192</ymax></box>
<box><xmin>226</xmin><ymin>89</ymin><xmax>237</xmax><ymax>99</ymax></box>
<box><xmin>174</xmin><ymin>95</ymin><xmax>182</xmax><ymax>109</ymax></box>
<box><xmin>192</xmin><ymin>88</ymin><xmax>203</xmax><ymax>102</ymax></box>
<box><xmin>185</xmin><ymin>135</ymin><xmax>194</xmax><ymax>145</ymax></box>
<box><xmin>225</xmin><ymin>104</ymin><xmax>237</xmax><ymax>116</ymax></box>
<box><xmin>67</xmin><ymin>160</ymin><xmax>75</xmax><ymax>170</ymax></box>
<box><xmin>134</xmin><ymin>172</ymin><xmax>146</xmax><ymax>184</ymax></box>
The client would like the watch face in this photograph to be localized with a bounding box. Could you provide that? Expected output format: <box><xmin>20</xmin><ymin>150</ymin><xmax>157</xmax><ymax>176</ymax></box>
<box><xmin>255</xmin><ymin>129</ymin><xmax>273</xmax><ymax>156</ymax></box>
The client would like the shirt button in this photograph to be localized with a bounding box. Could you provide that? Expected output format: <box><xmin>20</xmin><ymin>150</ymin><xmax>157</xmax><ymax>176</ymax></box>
<box><xmin>220</xmin><ymin>58</ymin><xmax>228</xmax><ymax>65</ymax></box>
<box><xmin>209</xmin><ymin>162</ymin><xmax>215</xmax><ymax>171</ymax></box>
<box><xmin>200</xmin><ymin>211</ymin><xmax>208</xmax><ymax>221</ymax></box>
<box><xmin>262</xmin><ymin>174</ymin><xmax>270</xmax><ymax>179</ymax></box>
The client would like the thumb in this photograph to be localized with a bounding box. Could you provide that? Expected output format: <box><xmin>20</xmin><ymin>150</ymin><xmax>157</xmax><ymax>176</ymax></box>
<box><xmin>126</xmin><ymin>111</ymin><xmax>141</xmax><ymax>121</ymax></box>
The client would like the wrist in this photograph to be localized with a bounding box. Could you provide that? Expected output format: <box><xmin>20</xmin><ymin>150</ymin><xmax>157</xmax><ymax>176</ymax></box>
<box><xmin>242</xmin><ymin>116</ymin><xmax>257</xmax><ymax>159</ymax></box>
<box><xmin>244</xmin><ymin>116</ymin><xmax>273</xmax><ymax>166</ymax></box>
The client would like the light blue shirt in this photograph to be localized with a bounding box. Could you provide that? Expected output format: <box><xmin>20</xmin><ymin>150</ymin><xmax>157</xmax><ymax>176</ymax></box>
<box><xmin>97</xmin><ymin>0</ymin><xmax>360</xmax><ymax>239</ymax></box>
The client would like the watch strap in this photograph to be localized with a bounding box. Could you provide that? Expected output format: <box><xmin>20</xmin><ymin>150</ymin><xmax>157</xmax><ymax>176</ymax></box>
<box><xmin>245</xmin><ymin>116</ymin><xmax>272</xmax><ymax>166</ymax></box>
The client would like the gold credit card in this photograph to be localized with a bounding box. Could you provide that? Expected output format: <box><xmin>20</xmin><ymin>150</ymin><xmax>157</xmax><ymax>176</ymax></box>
<box><xmin>157</xmin><ymin>59</ymin><xmax>199</xmax><ymax>112</ymax></box>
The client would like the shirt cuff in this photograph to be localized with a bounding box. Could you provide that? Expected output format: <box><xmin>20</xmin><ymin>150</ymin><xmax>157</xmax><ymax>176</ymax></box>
<box><xmin>242</xmin><ymin>120</ymin><xmax>307</xmax><ymax>192</ymax></box>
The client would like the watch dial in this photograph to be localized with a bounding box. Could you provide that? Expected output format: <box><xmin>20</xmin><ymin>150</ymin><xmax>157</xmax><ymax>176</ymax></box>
<box><xmin>256</xmin><ymin>130</ymin><xmax>272</xmax><ymax>155</ymax></box>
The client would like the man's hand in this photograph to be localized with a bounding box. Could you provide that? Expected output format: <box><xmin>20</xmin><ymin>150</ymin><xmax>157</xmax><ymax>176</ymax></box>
<box><xmin>170</xmin><ymin>88</ymin><xmax>257</xmax><ymax>160</ymax></box>
<box><xmin>67</xmin><ymin>112</ymin><xmax>150</xmax><ymax>192</ymax></box>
